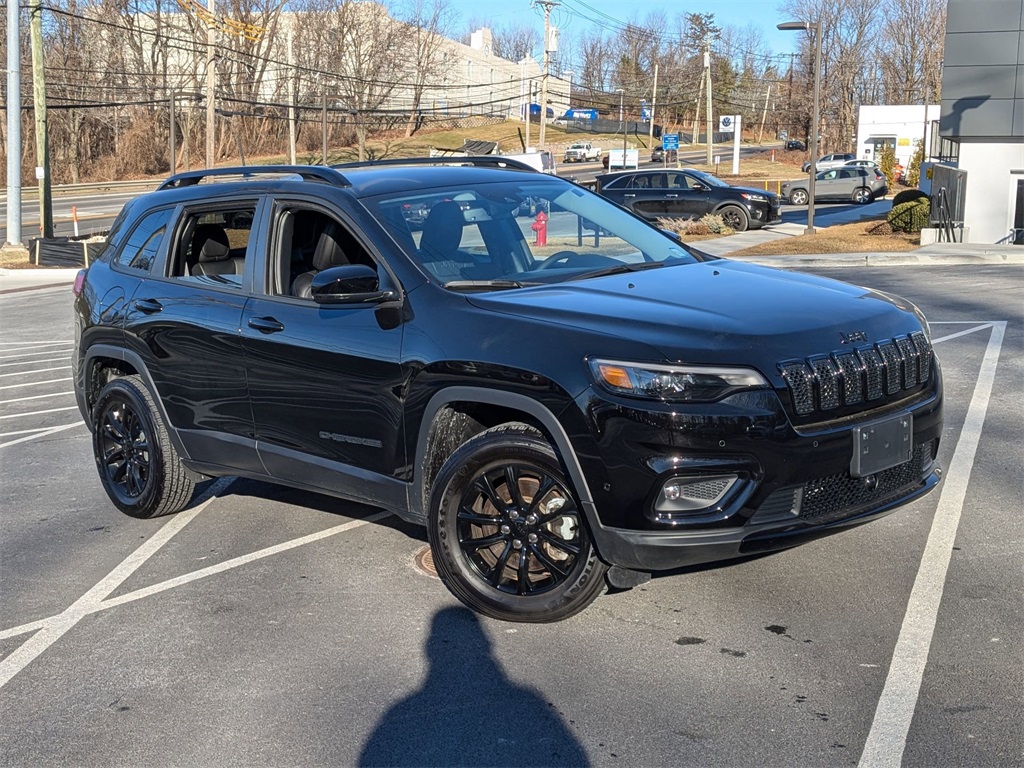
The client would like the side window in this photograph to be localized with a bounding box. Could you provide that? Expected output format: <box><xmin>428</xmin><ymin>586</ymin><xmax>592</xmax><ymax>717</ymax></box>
<box><xmin>666</xmin><ymin>173</ymin><xmax>689</xmax><ymax>190</ymax></box>
<box><xmin>270</xmin><ymin>206</ymin><xmax>376</xmax><ymax>298</ymax></box>
<box><xmin>167</xmin><ymin>205</ymin><xmax>257</xmax><ymax>288</ymax></box>
<box><xmin>115</xmin><ymin>208</ymin><xmax>172</xmax><ymax>273</ymax></box>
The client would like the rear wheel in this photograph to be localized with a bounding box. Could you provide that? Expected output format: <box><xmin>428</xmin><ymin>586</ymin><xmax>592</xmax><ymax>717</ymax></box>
<box><xmin>428</xmin><ymin>423</ymin><xmax>608</xmax><ymax>623</ymax></box>
<box><xmin>92</xmin><ymin>375</ymin><xmax>195</xmax><ymax>518</ymax></box>
<box><xmin>790</xmin><ymin>188</ymin><xmax>809</xmax><ymax>206</ymax></box>
<box><xmin>718</xmin><ymin>205</ymin><xmax>749</xmax><ymax>232</ymax></box>
<box><xmin>852</xmin><ymin>186</ymin><xmax>873</xmax><ymax>204</ymax></box>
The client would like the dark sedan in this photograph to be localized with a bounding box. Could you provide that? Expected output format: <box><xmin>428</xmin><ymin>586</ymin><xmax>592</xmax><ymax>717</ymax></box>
<box><xmin>595</xmin><ymin>168</ymin><xmax>781</xmax><ymax>231</ymax></box>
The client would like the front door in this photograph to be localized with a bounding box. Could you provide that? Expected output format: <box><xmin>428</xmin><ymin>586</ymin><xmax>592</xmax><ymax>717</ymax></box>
<box><xmin>240</xmin><ymin>200</ymin><xmax>409</xmax><ymax>496</ymax></box>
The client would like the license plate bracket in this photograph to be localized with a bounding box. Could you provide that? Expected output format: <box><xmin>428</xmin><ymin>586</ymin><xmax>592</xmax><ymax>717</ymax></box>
<box><xmin>851</xmin><ymin>412</ymin><xmax>913</xmax><ymax>478</ymax></box>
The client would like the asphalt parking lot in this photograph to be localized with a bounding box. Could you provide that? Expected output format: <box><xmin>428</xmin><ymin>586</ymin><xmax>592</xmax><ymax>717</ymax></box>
<box><xmin>1</xmin><ymin>265</ymin><xmax>1021</xmax><ymax>767</ymax></box>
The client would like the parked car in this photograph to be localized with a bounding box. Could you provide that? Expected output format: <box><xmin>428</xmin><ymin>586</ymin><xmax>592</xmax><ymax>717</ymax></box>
<box><xmin>801</xmin><ymin>152</ymin><xmax>856</xmax><ymax>173</ymax></box>
<box><xmin>74</xmin><ymin>159</ymin><xmax>941</xmax><ymax>623</ymax></box>
<box><xmin>844</xmin><ymin>159</ymin><xmax>881</xmax><ymax>171</ymax></box>
<box><xmin>649</xmin><ymin>147</ymin><xmax>677</xmax><ymax>163</ymax></box>
<box><xmin>781</xmin><ymin>166</ymin><xmax>888</xmax><ymax>205</ymax></box>
<box><xmin>595</xmin><ymin>168</ymin><xmax>781</xmax><ymax>231</ymax></box>
<box><xmin>785</xmin><ymin>139</ymin><xmax>806</xmax><ymax>151</ymax></box>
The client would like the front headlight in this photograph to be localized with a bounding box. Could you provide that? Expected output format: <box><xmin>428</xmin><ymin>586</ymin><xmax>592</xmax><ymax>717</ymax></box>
<box><xmin>589</xmin><ymin>359</ymin><xmax>769</xmax><ymax>402</ymax></box>
<box><xmin>740</xmin><ymin>192</ymin><xmax>768</xmax><ymax>202</ymax></box>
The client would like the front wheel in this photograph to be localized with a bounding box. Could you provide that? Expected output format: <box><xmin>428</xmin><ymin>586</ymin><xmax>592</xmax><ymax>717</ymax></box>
<box><xmin>428</xmin><ymin>424</ymin><xmax>608</xmax><ymax>623</ymax></box>
<box><xmin>718</xmin><ymin>205</ymin><xmax>749</xmax><ymax>232</ymax></box>
<box><xmin>789</xmin><ymin>188</ymin><xmax>809</xmax><ymax>206</ymax></box>
<box><xmin>92</xmin><ymin>375</ymin><xmax>195</xmax><ymax>518</ymax></box>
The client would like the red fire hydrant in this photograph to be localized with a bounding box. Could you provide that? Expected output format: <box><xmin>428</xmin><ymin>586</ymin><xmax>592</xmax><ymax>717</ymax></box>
<box><xmin>531</xmin><ymin>210</ymin><xmax>548</xmax><ymax>246</ymax></box>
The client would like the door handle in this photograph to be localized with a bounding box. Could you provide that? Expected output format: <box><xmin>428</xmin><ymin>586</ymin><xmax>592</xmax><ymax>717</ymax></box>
<box><xmin>665</xmin><ymin>194</ymin><xmax>678</xmax><ymax>198</ymax></box>
<box><xmin>247</xmin><ymin>316</ymin><xmax>285</xmax><ymax>334</ymax></box>
<box><xmin>134</xmin><ymin>299</ymin><xmax>163</xmax><ymax>314</ymax></box>
<box><xmin>624</xmin><ymin>193</ymin><xmax>636</xmax><ymax>198</ymax></box>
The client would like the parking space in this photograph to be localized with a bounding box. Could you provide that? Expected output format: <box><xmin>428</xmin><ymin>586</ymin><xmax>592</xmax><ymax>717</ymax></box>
<box><xmin>0</xmin><ymin>266</ymin><xmax>1020</xmax><ymax>766</ymax></box>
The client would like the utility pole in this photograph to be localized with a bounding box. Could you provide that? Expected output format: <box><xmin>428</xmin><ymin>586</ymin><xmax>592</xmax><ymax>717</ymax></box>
<box><xmin>648</xmin><ymin>63</ymin><xmax>658</xmax><ymax>146</ymax></box>
<box><xmin>4</xmin><ymin>0</ymin><xmax>25</xmax><ymax>252</ymax></box>
<box><xmin>704</xmin><ymin>37</ymin><xmax>713</xmax><ymax>166</ymax></box>
<box><xmin>536</xmin><ymin>0</ymin><xmax>558</xmax><ymax>150</ymax></box>
<box><xmin>168</xmin><ymin>90</ymin><xmax>176</xmax><ymax>174</ymax></box>
<box><xmin>525</xmin><ymin>80</ymin><xmax>532</xmax><ymax>149</ymax></box>
<box><xmin>30</xmin><ymin>0</ymin><xmax>52</xmax><ymax>238</ymax></box>
<box><xmin>692</xmin><ymin>75</ymin><xmax>702</xmax><ymax>145</ymax></box>
<box><xmin>205</xmin><ymin>0</ymin><xmax>216</xmax><ymax>168</ymax></box>
<box><xmin>757</xmin><ymin>85</ymin><xmax>771</xmax><ymax>144</ymax></box>
<box><xmin>287</xmin><ymin>28</ymin><xmax>297</xmax><ymax>165</ymax></box>
<box><xmin>322</xmin><ymin>93</ymin><xmax>328</xmax><ymax>164</ymax></box>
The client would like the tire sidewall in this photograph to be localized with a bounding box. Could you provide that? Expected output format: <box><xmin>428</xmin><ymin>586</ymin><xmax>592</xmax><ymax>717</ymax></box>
<box><xmin>719</xmin><ymin>205</ymin><xmax>749</xmax><ymax>232</ymax></box>
<box><xmin>428</xmin><ymin>429</ymin><xmax>606</xmax><ymax>622</ymax></box>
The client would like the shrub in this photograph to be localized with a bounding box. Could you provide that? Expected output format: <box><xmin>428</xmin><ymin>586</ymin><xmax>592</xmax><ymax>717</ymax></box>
<box><xmin>878</xmin><ymin>145</ymin><xmax>898</xmax><ymax>189</ymax></box>
<box><xmin>892</xmin><ymin>188</ymin><xmax>929</xmax><ymax>207</ymax></box>
<box><xmin>699</xmin><ymin>214</ymin><xmax>733</xmax><ymax>235</ymax></box>
<box><xmin>684</xmin><ymin>221</ymin><xmax>712</xmax><ymax>236</ymax></box>
<box><xmin>655</xmin><ymin>215</ymin><xmax>734</xmax><ymax>237</ymax></box>
<box><xmin>887</xmin><ymin>198</ymin><xmax>931</xmax><ymax>233</ymax></box>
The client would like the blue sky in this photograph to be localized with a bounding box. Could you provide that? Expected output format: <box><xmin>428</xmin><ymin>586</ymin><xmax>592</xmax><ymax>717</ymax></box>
<box><xmin>445</xmin><ymin>0</ymin><xmax>801</xmax><ymax>59</ymax></box>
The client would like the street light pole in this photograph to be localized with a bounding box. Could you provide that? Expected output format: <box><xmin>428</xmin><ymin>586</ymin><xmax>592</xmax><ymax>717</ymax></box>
<box><xmin>618</xmin><ymin>88</ymin><xmax>625</xmax><ymax>168</ymax></box>
<box><xmin>778</xmin><ymin>20</ymin><xmax>822</xmax><ymax>235</ymax></box>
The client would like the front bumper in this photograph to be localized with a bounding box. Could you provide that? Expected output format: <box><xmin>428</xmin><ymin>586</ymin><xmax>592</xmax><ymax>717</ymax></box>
<box><xmin>570</xmin><ymin>375</ymin><xmax>943</xmax><ymax>572</ymax></box>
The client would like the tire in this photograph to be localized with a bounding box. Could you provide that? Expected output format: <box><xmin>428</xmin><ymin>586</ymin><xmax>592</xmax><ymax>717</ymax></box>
<box><xmin>427</xmin><ymin>423</ymin><xmax>608</xmax><ymax>623</ymax></box>
<box><xmin>853</xmin><ymin>186</ymin><xmax>873</xmax><ymax>204</ymax></box>
<box><xmin>789</xmin><ymin>188</ymin><xmax>809</xmax><ymax>206</ymax></box>
<box><xmin>718</xmin><ymin>205</ymin><xmax>749</xmax><ymax>232</ymax></box>
<box><xmin>92</xmin><ymin>375</ymin><xmax>195</xmax><ymax>519</ymax></box>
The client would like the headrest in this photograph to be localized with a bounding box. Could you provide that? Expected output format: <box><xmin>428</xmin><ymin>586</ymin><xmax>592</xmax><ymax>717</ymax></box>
<box><xmin>420</xmin><ymin>201</ymin><xmax>465</xmax><ymax>261</ymax></box>
<box><xmin>193</xmin><ymin>224</ymin><xmax>230</xmax><ymax>263</ymax></box>
<box><xmin>312</xmin><ymin>222</ymin><xmax>348</xmax><ymax>271</ymax></box>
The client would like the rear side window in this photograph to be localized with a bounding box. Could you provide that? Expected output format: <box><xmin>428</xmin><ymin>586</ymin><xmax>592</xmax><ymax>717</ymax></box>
<box><xmin>116</xmin><ymin>208</ymin><xmax>173</xmax><ymax>273</ymax></box>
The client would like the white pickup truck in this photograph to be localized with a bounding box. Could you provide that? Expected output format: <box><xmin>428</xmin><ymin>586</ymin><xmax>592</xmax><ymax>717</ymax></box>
<box><xmin>563</xmin><ymin>142</ymin><xmax>602</xmax><ymax>163</ymax></box>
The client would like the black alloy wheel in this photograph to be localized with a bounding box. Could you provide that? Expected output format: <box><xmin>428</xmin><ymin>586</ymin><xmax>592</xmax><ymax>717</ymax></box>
<box><xmin>428</xmin><ymin>423</ymin><xmax>608</xmax><ymax>622</ymax></box>
<box><xmin>718</xmin><ymin>205</ymin><xmax>749</xmax><ymax>232</ymax></box>
<box><xmin>92</xmin><ymin>375</ymin><xmax>195</xmax><ymax>518</ymax></box>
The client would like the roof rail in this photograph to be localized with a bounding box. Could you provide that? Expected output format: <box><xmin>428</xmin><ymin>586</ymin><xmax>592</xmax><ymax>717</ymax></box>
<box><xmin>330</xmin><ymin>156</ymin><xmax>539</xmax><ymax>173</ymax></box>
<box><xmin>158</xmin><ymin>165</ymin><xmax>350</xmax><ymax>190</ymax></box>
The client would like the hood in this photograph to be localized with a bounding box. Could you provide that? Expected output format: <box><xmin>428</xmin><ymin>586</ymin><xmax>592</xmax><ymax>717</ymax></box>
<box><xmin>731</xmin><ymin>185</ymin><xmax>779</xmax><ymax>199</ymax></box>
<box><xmin>466</xmin><ymin>260</ymin><xmax>924</xmax><ymax>383</ymax></box>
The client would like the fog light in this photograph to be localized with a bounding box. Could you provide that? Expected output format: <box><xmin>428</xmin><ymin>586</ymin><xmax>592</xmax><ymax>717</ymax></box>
<box><xmin>656</xmin><ymin>475</ymin><xmax>738</xmax><ymax>514</ymax></box>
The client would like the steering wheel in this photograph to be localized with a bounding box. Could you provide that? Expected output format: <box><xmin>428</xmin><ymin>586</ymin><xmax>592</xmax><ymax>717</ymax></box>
<box><xmin>533</xmin><ymin>251</ymin><xmax>581</xmax><ymax>270</ymax></box>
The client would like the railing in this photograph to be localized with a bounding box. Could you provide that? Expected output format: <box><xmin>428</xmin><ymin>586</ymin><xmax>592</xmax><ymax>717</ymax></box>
<box><xmin>935</xmin><ymin>187</ymin><xmax>963</xmax><ymax>243</ymax></box>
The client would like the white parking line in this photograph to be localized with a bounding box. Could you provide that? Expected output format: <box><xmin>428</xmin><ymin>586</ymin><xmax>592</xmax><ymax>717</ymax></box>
<box><xmin>859</xmin><ymin>321</ymin><xmax>1007</xmax><ymax>768</ymax></box>
<box><xmin>0</xmin><ymin>357</ymin><xmax>70</xmax><ymax>369</ymax></box>
<box><xmin>930</xmin><ymin>324</ymin><xmax>992</xmax><ymax>345</ymax></box>
<box><xmin>0</xmin><ymin>424</ymin><xmax>80</xmax><ymax>438</ymax></box>
<box><xmin>0</xmin><ymin>422</ymin><xmax>83</xmax><ymax>448</ymax></box>
<box><xmin>0</xmin><ymin>405</ymin><xmax>79</xmax><ymax>420</ymax></box>
<box><xmin>0</xmin><ymin>392</ymin><xmax>74</xmax><ymax>404</ymax></box>
<box><xmin>0</xmin><ymin>350</ymin><xmax>72</xmax><ymax>362</ymax></box>
<box><xmin>0</xmin><ymin>365</ymin><xmax>70</xmax><ymax>379</ymax></box>
<box><xmin>0</xmin><ymin>341</ymin><xmax>73</xmax><ymax>347</ymax></box>
<box><xmin>0</xmin><ymin>377</ymin><xmax>72</xmax><ymax>391</ymax></box>
<box><xmin>0</xmin><ymin>496</ymin><xmax>212</xmax><ymax>691</ymax></box>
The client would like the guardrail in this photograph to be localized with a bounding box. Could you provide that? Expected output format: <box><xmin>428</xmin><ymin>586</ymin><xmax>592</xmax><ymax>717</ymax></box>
<box><xmin>0</xmin><ymin>179</ymin><xmax>159</xmax><ymax>204</ymax></box>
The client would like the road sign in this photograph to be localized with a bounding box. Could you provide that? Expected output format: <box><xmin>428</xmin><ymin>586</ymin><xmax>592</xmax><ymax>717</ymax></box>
<box><xmin>662</xmin><ymin>134</ymin><xmax>679</xmax><ymax>151</ymax></box>
<box><xmin>719</xmin><ymin>115</ymin><xmax>735</xmax><ymax>133</ymax></box>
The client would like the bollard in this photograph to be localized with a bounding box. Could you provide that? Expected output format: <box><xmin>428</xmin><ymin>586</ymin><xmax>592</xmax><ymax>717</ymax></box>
<box><xmin>72</xmin><ymin>205</ymin><xmax>80</xmax><ymax>237</ymax></box>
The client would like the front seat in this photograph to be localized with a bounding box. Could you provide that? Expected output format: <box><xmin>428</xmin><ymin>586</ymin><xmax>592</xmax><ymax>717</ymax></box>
<box><xmin>418</xmin><ymin>201</ymin><xmax>469</xmax><ymax>280</ymax></box>
<box><xmin>291</xmin><ymin>221</ymin><xmax>350</xmax><ymax>298</ymax></box>
<box><xmin>189</xmin><ymin>224</ymin><xmax>242</xmax><ymax>276</ymax></box>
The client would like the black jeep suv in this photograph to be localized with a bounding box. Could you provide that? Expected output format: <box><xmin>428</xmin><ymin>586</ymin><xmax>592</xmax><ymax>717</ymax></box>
<box><xmin>73</xmin><ymin>160</ymin><xmax>943</xmax><ymax>623</ymax></box>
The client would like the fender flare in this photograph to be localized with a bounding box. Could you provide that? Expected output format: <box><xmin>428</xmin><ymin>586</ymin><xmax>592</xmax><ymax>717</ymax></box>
<box><xmin>412</xmin><ymin>386</ymin><xmax>597</xmax><ymax>522</ymax></box>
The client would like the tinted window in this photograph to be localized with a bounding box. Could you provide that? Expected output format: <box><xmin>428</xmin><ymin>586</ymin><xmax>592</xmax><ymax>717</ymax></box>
<box><xmin>167</xmin><ymin>205</ymin><xmax>258</xmax><ymax>289</ymax></box>
<box><xmin>116</xmin><ymin>208</ymin><xmax>172</xmax><ymax>273</ymax></box>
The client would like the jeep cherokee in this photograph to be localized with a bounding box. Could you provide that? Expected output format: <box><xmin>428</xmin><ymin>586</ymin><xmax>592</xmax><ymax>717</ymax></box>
<box><xmin>73</xmin><ymin>159</ymin><xmax>943</xmax><ymax>623</ymax></box>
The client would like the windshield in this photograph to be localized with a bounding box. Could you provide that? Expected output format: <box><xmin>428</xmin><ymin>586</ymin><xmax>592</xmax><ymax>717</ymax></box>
<box><xmin>689</xmin><ymin>170</ymin><xmax>729</xmax><ymax>188</ymax></box>
<box><xmin>363</xmin><ymin>178</ymin><xmax>699</xmax><ymax>289</ymax></box>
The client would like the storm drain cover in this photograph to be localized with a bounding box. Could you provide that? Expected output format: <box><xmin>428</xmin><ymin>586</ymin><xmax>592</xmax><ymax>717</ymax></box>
<box><xmin>414</xmin><ymin>545</ymin><xmax>438</xmax><ymax>578</ymax></box>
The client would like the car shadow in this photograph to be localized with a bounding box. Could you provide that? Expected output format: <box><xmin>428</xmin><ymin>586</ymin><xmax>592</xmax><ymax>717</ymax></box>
<box><xmin>357</xmin><ymin>606</ymin><xmax>590</xmax><ymax>767</ymax></box>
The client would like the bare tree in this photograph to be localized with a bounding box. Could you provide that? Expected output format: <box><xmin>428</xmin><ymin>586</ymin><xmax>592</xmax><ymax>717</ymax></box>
<box><xmin>398</xmin><ymin>0</ymin><xmax>453</xmax><ymax>137</ymax></box>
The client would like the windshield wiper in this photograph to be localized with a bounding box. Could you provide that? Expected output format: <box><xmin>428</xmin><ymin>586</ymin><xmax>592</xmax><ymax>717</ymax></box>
<box><xmin>444</xmin><ymin>279</ymin><xmax>539</xmax><ymax>292</ymax></box>
<box><xmin>565</xmin><ymin>261</ymin><xmax>668</xmax><ymax>282</ymax></box>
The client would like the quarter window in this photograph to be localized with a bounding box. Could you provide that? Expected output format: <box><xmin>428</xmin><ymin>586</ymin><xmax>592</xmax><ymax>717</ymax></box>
<box><xmin>116</xmin><ymin>208</ymin><xmax>172</xmax><ymax>273</ymax></box>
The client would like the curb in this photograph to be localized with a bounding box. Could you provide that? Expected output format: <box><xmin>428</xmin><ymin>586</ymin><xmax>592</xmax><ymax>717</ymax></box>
<box><xmin>727</xmin><ymin>250</ymin><xmax>1024</xmax><ymax>268</ymax></box>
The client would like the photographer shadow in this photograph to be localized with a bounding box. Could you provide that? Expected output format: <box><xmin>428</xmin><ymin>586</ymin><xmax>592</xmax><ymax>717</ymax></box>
<box><xmin>359</xmin><ymin>606</ymin><xmax>589</xmax><ymax>767</ymax></box>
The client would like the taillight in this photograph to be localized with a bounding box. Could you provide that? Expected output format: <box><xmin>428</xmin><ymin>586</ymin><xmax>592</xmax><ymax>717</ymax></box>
<box><xmin>73</xmin><ymin>269</ymin><xmax>87</xmax><ymax>297</ymax></box>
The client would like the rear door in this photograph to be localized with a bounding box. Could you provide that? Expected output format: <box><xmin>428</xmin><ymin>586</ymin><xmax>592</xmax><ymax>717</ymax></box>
<box><xmin>122</xmin><ymin>197</ymin><xmax>263</xmax><ymax>473</ymax></box>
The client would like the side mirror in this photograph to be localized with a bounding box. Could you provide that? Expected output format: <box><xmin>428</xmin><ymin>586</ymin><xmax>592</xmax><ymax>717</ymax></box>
<box><xmin>311</xmin><ymin>264</ymin><xmax>397</xmax><ymax>305</ymax></box>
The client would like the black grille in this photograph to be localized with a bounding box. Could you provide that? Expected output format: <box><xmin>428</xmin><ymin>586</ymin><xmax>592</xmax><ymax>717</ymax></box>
<box><xmin>779</xmin><ymin>333</ymin><xmax>934</xmax><ymax>416</ymax></box>
<box><xmin>799</xmin><ymin>441</ymin><xmax>936</xmax><ymax>525</ymax></box>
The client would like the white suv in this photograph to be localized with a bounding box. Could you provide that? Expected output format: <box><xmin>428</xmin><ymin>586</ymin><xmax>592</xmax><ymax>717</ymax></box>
<box><xmin>801</xmin><ymin>153</ymin><xmax>855</xmax><ymax>173</ymax></box>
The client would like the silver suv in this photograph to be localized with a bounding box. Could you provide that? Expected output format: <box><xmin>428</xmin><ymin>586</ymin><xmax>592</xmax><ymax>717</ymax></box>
<box><xmin>801</xmin><ymin>153</ymin><xmax>855</xmax><ymax>173</ymax></box>
<box><xmin>782</xmin><ymin>167</ymin><xmax>888</xmax><ymax>205</ymax></box>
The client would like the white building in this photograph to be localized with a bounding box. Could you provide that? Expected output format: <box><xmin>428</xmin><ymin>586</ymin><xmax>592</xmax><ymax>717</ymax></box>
<box><xmin>856</xmin><ymin>104</ymin><xmax>941</xmax><ymax>169</ymax></box>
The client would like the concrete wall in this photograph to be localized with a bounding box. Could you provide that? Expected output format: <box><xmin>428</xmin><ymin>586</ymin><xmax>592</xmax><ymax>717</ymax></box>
<box><xmin>857</xmin><ymin>105</ymin><xmax>941</xmax><ymax>167</ymax></box>
<box><xmin>958</xmin><ymin>142</ymin><xmax>1024</xmax><ymax>243</ymax></box>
